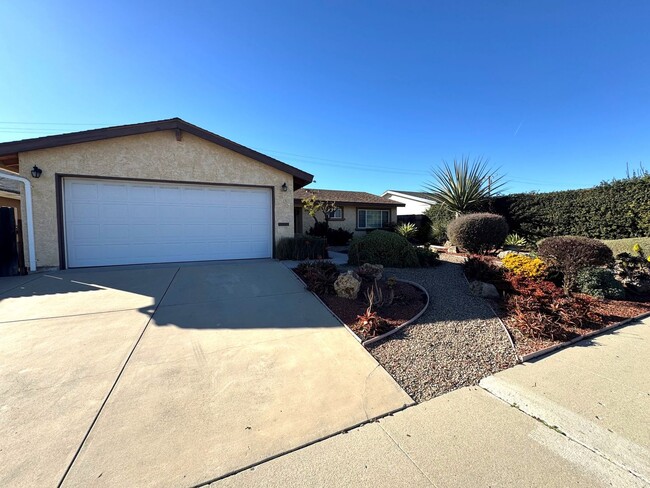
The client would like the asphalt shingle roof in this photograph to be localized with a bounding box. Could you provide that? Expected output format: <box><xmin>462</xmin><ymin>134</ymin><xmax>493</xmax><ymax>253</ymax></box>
<box><xmin>294</xmin><ymin>188</ymin><xmax>402</xmax><ymax>206</ymax></box>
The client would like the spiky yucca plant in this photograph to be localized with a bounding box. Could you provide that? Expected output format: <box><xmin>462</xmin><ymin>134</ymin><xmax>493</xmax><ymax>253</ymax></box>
<box><xmin>424</xmin><ymin>156</ymin><xmax>505</xmax><ymax>216</ymax></box>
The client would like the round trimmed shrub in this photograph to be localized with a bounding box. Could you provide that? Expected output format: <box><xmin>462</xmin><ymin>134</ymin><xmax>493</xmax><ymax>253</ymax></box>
<box><xmin>348</xmin><ymin>230</ymin><xmax>419</xmax><ymax>268</ymax></box>
<box><xmin>446</xmin><ymin>213</ymin><xmax>509</xmax><ymax>254</ymax></box>
<box><xmin>576</xmin><ymin>267</ymin><xmax>625</xmax><ymax>299</ymax></box>
<box><xmin>538</xmin><ymin>236</ymin><xmax>614</xmax><ymax>293</ymax></box>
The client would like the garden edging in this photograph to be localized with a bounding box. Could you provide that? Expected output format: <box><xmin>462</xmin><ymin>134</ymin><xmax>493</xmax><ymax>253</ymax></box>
<box><xmin>292</xmin><ymin>269</ymin><xmax>430</xmax><ymax>346</ymax></box>
<box><xmin>361</xmin><ymin>279</ymin><xmax>430</xmax><ymax>346</ymax></box>
<box><xmin>519</xmin><ymin>310</ymin><xmax>650</xmax><ymax>363</ymax></box>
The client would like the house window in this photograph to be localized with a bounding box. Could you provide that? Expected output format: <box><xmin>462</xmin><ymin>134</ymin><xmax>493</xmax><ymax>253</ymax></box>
<box><xmin>326</xmin><ymin>207</ymin><xmax>343</xmax><ymax>220</ymax></box>
<box><xmin>357</xmin><ymin>209</ymin><xmax>390</xmax><ymax>229</ymax></box>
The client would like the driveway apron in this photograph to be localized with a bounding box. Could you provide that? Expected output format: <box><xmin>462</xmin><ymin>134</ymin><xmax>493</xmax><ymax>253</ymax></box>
<box><xmin>0</xmin><ymin>260</ymin><xmax>410</xmax><ymax>487</ymax></box>
<box><xmin>0</xmin><ymin>267</ymin><xmax>178</xmax><ymax>487</ymax></box>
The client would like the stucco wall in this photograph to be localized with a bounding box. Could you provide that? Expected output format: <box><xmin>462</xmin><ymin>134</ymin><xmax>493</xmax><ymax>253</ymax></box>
<box><xmin>19</xmin><ymin>131</ymin><xmax>295</xmax><ymax>269</ymax></box>
<box><xmin>298</xmin><ymin>205</ymin><xmax>397</xmax><ymax>238</ymax></box>
<box><xmin>386</xmin><ymin>194</ymin><xmax>432</xmax><ymax>215</ymax></box>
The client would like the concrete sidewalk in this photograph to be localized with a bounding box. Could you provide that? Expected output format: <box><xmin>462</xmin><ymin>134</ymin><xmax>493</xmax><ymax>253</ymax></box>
<box><xmin>211</xmin><ymin>317</ymin><xmax>650</xmax><ymax>487</ymax></box>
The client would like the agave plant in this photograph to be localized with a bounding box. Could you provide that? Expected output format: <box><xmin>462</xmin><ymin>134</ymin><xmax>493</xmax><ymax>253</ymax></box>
<box><xmin>424</xmin><ymin>156</ymin><xmax>506</xmax><ymax>216</ymax></box>
<box><xmin>396</xmin><ymin>222</ymin><xmax>417</xmax><ymax>239</ymax></box>
<box><xmin>504</xmin><ymin>233</ymin><xmax>529</xmax><ymax>248</ymax></box>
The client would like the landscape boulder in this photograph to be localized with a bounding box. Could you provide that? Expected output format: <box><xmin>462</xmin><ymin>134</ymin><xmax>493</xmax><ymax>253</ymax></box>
<box><xmin>468</xmin><ymin>280</ymin><xmax>500</xmax><ymax>299</ymax></box>
<box><xmin>334</xmin><ymin>271</ymin><xmax>362</xmax><ymax>299</ymax></box>
<box><xmin>357</xmin><ymin>263</ymin><xmax>384</xmax><ymax>281</ymax></box>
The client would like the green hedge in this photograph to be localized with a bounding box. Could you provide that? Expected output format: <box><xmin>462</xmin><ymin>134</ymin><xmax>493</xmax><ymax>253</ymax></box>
<box><xmin>490</xmin><ymin>176</ymin><xmax>650</xmax><ymax>241</ymax></box>
<box><xmin>276</xmin><ymin>235</ymin><xmax>328</xmax><ymax>260</ymax></box>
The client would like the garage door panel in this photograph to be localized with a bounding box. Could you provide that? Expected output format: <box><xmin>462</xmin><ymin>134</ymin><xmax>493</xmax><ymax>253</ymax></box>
<box><xmin>99</xmin><ymin>224</ymin><xmax>130</xmax><ymax>241</ymax></box>
<box><xmin>70</xmin><ymin>224</ymin><xmax>101</xmax><ymax>242</ymax></box>
<box><xmin>130</xmin><ymin>205</ymin><xmax>157</xmax><ymax>220</ymax></box>
<box><xmin>67</xmin><ymin>181</ymin><xmax>98</xmax><ymax>200</ymax></box>
<box><xmin>99</xmin><ymin>184</ymin><xmax>128</xmax><ymax>201</ymax></box>
<box><xmin>100</xmin><ymin>204</ymin><xmax>130</xmax><ymax>222</ymax></box>
<box><xmin>64</xmin><ymin>179</ymin><xmax>273</xmax><ymax>267</ymax></box>
<box><xmin>129</xmin><ymin>185</ymin><xmax>157</xmax><ymax>202</ymax></box>
<box><xmin>68</xmin><ymin>203</ymin><xmax>99</xmax><ymax>220</ymax></box>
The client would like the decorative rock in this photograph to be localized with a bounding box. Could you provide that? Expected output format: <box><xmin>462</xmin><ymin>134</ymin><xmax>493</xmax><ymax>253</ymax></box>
<box><xmin>334</xmin><ymin>271</ymin><xmax>362</xmax><ymax>299</ymax></box>
<box><xmin>357</xmin><ymin>263</ymin><xmax>384</xmax><ymax>281</ymax></box>
<box><xmin>497</xmin><ymin>250</ymin><xmax>515</xmax><ymax>259</ymax></box>
<box><xmin>468</xmin><ymin>280</ymin><xmax>501</xmax><ymax>299</ymax></box>
<box><xmin>447</xmin><ymin>246</ymin><xmax>459</xmax><ymax>254</ymax></box>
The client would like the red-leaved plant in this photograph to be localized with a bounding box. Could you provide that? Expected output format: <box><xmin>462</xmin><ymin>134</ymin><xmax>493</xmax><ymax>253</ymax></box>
<box><xmin>504</xmin><ymin>274</ymin><xmax>602</xmax><ymax>341</ymax></box>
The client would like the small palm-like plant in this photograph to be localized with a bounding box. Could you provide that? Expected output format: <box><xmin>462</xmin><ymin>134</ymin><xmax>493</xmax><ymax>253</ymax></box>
<box><xmin>424</xmin><ymin>156</ymin><xmax>505</xmax><ymax>216</ymax></box>
<box><xmin>504</xmin><ymin>233</ymin><xmax>529</xmax><ymax>248</ymax></box>
<box><xmin>396</xmin><ymin>222</ymin><xmax>417</xmax><ymax>239</ymax></box>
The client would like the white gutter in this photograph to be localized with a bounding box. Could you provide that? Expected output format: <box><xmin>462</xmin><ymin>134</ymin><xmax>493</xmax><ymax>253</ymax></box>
<box><xmin>0</xmin><ymin>169</ymin><xmax>36</xmax><ymax>271</ymax></box>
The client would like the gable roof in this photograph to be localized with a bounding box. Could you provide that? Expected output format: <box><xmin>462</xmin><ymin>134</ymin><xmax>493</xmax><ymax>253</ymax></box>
<box><xmin>382</xmin><ymin>190</ymin><xmax>435</xmax><ymax>204</ymax></box>
<box><xmin>0</xmin><ymin>118</ymin><xmax>313</xmax><ymax>189</ymax></box>
<box><xmin>294</xmin><ymin>188</ymin><xmax>404</xmax><ymax>207</ymax></box>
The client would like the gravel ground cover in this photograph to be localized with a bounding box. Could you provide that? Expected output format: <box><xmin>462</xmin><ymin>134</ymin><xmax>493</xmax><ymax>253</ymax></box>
<box><xmin>367</xmin><ymin>256</ymin><xmax>518</xmax><ymax>403</ymax></box>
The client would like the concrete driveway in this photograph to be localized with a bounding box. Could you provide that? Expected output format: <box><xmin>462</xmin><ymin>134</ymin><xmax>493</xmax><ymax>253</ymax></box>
<box><xmin>0</xmin><ymin>260</ymin><xmax>411</xmax><ymax>487</ymax></box>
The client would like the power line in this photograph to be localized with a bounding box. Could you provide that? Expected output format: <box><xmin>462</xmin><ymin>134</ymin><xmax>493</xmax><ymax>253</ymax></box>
<box><xmin>0</xmin><ymin>121</ymin><xmax>112</xmax><ymax>126</ymax></box>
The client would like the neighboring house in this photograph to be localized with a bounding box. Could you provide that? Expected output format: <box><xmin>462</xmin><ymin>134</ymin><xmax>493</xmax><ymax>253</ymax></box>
<box><xmin>0</xmin><ymin>178</ymin><xmax>21</xmax><ymax>220</ymax></box>
<box><xmin>294</xmin><ymin>188</ymin><xmax>403</xmax><ymax>237</ymax></box>
<box><xmin>382</xmin><ymin>190</ymin><xmax>435</xmax><ymax>216</ymax></box>
<box><xmin>0</xmin><ymin>118</ymin><xmax>313</xmax><ymax>270</ymax></box>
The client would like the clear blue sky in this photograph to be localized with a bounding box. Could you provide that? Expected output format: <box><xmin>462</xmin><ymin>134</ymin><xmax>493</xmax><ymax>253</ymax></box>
<box><xmin>1</xmin><ymin>1</ymin><xmax>649</xmax><ymax>195</ymax></box>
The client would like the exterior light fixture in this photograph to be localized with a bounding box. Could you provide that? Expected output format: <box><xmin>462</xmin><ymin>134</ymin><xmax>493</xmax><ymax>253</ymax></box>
<box><xmin>30</xmin><ymin>166</ymin><xmax>43</xmax><ymax>178</ymax></box>
<box><xmin>281</xmin><ymin>182</ymin><xmax>288</xmax><ymax>192</ymax></box>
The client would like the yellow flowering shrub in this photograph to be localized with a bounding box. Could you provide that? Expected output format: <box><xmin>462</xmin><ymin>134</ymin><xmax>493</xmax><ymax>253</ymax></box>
<box><xmin>502</xmin><ymin>253</ymin><xmax>547</xmax><ymax>278</ymax></box>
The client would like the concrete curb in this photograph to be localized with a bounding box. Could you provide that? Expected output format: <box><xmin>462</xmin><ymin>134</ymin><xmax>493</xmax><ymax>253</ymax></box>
<box><xmin>361</xmin><ymin>279</ymin><xmax>430</xmax><ymax>347</ymax></box>
<box><xmin>520</xmin><ymin>310</ymin><xmax>650</xmax><ymax>363</ymax></box>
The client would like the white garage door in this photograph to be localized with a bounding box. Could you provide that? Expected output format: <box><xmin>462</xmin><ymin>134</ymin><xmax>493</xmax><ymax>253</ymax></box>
<box><xmin>63</xmin><ymin>178</ymin><xmax>273</xmax><ymax>267</ymax></box>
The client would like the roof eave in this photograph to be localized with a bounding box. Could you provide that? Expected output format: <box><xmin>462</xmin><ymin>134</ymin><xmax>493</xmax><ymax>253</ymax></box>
<box><xmin>0</xmin><ymin>118</ymin><xmax>313</xmax><ymax>188</ymax></box>
<box><xmin>383</xmin><ymin>190</ymin><xmax>435</xmax><ymax>204</ymax></box>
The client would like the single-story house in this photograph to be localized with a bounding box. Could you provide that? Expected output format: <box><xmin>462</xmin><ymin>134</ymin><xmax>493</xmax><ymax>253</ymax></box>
<box><xmin>0</xmin><ymin>118</ymin><xmax>313</xmax><ymax>270</ymax></box>
<box><xmin>294</xmin><ymin>188</ymin><xmax>403</xmax><ymax>237</ymax></box>
<box><xmin>382</xmin><ymin>190</ymin><xmax>435</xmax><ymax>215</ymax></box>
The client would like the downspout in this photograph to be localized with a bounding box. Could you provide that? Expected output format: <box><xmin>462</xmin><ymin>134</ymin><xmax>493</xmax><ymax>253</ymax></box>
<box><xmin>0</xmin><ymin>169</ymin><xmax>37</xmax><ymax>272</ymax></box>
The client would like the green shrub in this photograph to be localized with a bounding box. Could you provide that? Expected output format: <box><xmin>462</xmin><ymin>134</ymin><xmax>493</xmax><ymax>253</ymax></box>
<box><xmin>537</xmin><ymin>236</ymin><xmax>614</xmax><ymax>293</ymax></box>
<box><xmin>446</xmin><ymin>213</ymin><xmax>509</xmax><ymax>253</ymax></box>
<box><xmin>306</xmin><ymin>224</ymin><xmax>354</xmax><ymax>246</ymax></box>
<box><xmin>490</xmin><ymin>175</ymin><xmax>650</xmax><ymax>241</ymax></box>
<box><xmin>415</xmin><ymin>247</ymin><xmax>439</xmax><ymax>267</ymax></box>
<box><xmin>575</xmin><ymin>267</ymin><xmax>625</xmax><ymax>299</ymax></box>
<box><xmin>613</xmin><ymin>252</ymin><xmax>650</xmax><ymax>295</ymax></box>
<box><xmin>348</xmin><ymin>230</ymin><xmax>419</xmax><ymax>267</ymax></box>
<box><xmin>276</xmin><ymin>235</ymin><xmax>328</xmax><ymax>260</ymax></box>
<box><xmin>294</xmin><ymin>261</ymin><xmax>339</xmax><ymax>294</ymax></box>
<box><xmin>396</xmin><ymin>222</ymin><xmax>417</xmax><ymax>239</ymax></box>
<box><xmin>424</xmin><ymin>205</ymin><xmax>454</xmax><ymax>244</ymax></box>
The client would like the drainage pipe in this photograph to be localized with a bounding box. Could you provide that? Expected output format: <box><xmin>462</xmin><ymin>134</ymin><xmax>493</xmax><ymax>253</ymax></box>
<box><xmin>0</xmin><ymin>169</ymin><xmax>37</xmax><ymax>272</ymax></box>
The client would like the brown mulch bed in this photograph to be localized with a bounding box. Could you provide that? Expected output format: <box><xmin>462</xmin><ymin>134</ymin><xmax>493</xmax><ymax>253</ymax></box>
<box><xmin>500</xmin><ymin>295</ymin><xmax>650</xmax><ymax>357</ymax></box>
<box><xmin>319</xmin><ymin>280</ymin><xmax>427</xmax><ymax>341</ymax></box>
